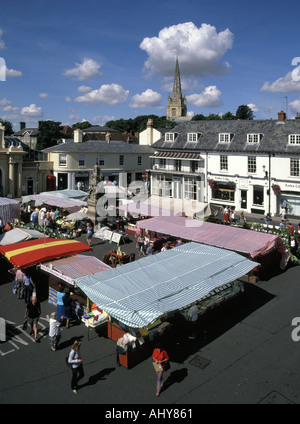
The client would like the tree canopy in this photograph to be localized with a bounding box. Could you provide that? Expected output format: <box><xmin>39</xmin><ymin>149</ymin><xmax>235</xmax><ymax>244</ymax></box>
<box><xmin>191</xmin><ymin>105</ymin><xmax>254</xmax><ymax>121</ymax></box>
<box><xmin>36</xmin><ymin>120</ymin><xmax>64</xmax><ymax>150</ymax></box>
<box><xmin>105</xmin><ymin>115</ymin><xmax>177</xmax><ymax>133</ymax></box>
<box><xmin>0</xmin><ymin>119</ymin><xmax>14</xmax><ymax>136</ymax></box>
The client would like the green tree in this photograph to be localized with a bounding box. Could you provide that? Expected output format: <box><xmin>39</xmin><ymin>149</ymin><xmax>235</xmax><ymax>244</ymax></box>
<box><xmin>235</xmin><ymin>105</ymin><xmax>254</xmax><ymax>120</ymax></box>
<box><xmin>72</xmin><ymin>121</ymin><xmax>92</xmax><ymax>130</ymax></box>
<box><xmin>0</xmin><ymin>119</ymin><xmax>13</xmax><ymax>135</ymax></box>
<box><xmin>222</xmin><ymin>111</ymin><xmax>236</xmax><ymax>120</ymax></box>
<box><xmin>36</xmin><ymin>120</ymin><xmax>64</xmax><ymax>150</ymax></box>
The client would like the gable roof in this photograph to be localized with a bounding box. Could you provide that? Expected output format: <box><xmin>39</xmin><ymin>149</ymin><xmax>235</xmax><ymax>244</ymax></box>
<box><xmin>42</xmin><ymin>139</ymin><xmax>154</xmax><ymax>154</ymax></box>
<box><xmin>152</xmin><ymin>119</ymin><xmax>300</xmax><ymax>154</ymax></box>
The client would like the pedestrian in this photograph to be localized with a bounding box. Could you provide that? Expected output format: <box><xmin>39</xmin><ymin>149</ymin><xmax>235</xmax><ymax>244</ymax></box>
<box><xmin>62</xmin><ymin>290</ymin><xmax>73</xmax><ymax>329</ymax></box>
<box><xmin>86</xmin><ymin>223</ymin><xmax>93</xmax><ymax>246</ymax></box>
<box><xmin>68</xmin><ymin>340</ymin><xmax>84</xmax><ymax>394</ymax></box>
<box><xmin>16</xmin><ymin>267</ymin><xmax>25</xmax><ymax>299</ymax></box>
<box><xmin>24</xmin><ymin>295</ymin><xmax>41</xmax><ymax>342</ymax></box>
<box><xmin>56</xmin><ymin>285</ymin><xmax>64</xmax><ymax>322</ymax></box>
<box><xmin>8</xmin><ymin>267</ymin><xmax>18</xmax><ymax>295</ymax></box>
<box><xmin>224</xmin><ymin>206</ymin><xmax>229</xmax><ymax>224</ymax></box>
<box><xmin>265</xmin><ymin>213</ymin><xmax>272</xmax><ymax>226</ymax></box>
<box><xmin>188</xmin><ymin>302</ymin><xmax>198</xmax><ymax>340</ymax></box>
<box><xmin>137</xmin><ymin>232</ymin><xmax>145</xmax><ymax>256</ymax></box>
<box><xmin>152</xmin><ymin>342</ymin><xmax>170</xmax><ymax>397</ymax></box>
<box><xmin>30</xmin><ymin>209</ymin><xmax>38</xmax><ymax>226</ymax></box>
<box><xmin>49</xmin><ymin>312</ymin><xmax>62</xmax><ymax>351</ymax></box>
<box><xmin>144</xmin><ymin>242</ymin><xmax>154</xmax><ymax>256</ymax></box>
<box><xmin>23</xmin><ymin>271</ymin><xmax>35</xmax><ymax>303</ymax></box>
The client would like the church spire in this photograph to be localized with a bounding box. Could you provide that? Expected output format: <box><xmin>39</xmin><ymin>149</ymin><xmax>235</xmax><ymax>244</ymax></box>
<box><xmin>167</xmin><ymin>57</ymin><xmax>187</xmax><ymax>121</ymax></box>
<box><xmin>172</xmin><ymin>56</ymin><xmax>182</xmax><ymax>101</ymax></box>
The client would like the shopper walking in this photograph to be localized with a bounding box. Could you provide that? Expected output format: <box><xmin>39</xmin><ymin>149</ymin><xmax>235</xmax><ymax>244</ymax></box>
<box><xmin>56</xmin><ymin>285</ymin><xmax>64</xmax><ymax>322</ymax></box>
<box><xmin>49</xmin><ymin>312</ymin><xmax>62</xmax><ymax>351</ymax></box>
<box><xmin>24</xmin><ymin>295</ymin><xmax>41</xmax><ymax>342</ymax></box>
<box><xmin>86</xmin><ymin>223</ymin><xmax>93</xmax><ymax>246</ymax></box>
<box><xmin>16</xmin><ymin>267</ymin><xmax>25</xmax><ymax>299</ymax></box>
<box><xmin>23</xmin><ymin>272</ymin><xmax>34</xmax><ymax>303</ymax></box>
<box><xmin>152</xmin><ymin>342</ymin><xmax>170</xmax><ymax>397</ymax></box>
<box><xmin>68</xmin><ymin>340</ymin><xmax>84</xmax><ymax>394</ymax></box>
<box><xmin>62</xmin><ymin>290</ymin><xmax>73</xmax><ymax>329</ymax></box>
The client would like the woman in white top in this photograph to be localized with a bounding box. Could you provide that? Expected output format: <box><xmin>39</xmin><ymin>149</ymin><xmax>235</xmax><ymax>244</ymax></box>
<box><xmin>49</xmin><ymin>312</ymin><xmax>62</xmax><ymax>351</ymax></box>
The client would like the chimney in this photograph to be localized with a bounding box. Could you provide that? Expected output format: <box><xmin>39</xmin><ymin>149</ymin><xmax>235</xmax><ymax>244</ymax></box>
<box><xmin>278</xmin><ymin>110</ymin><xmax>286</xmax><ymax>122</ymax></box>
<box><xmin>147</xmin><ymin>118</ymin><xmax>153</xmax><ymax>145</ymax></box>
<box><xmin>19</xmin><ymin>121</ymin><xmax>26</xmax><ymax>131</ymax></box>
<box><xmin>74</xmin><ymin>128</ymin><xmax>83</xmax><ymax>143</ymax></box>
<box><xmin>105</xmin><ymin>132</ymin><xmax>111</xmax><ymax>143</ymax></box>
<box><xmin>295</xmin><ymin>113</ymin><xmax>300</xmax><ymax>120</ymax></box>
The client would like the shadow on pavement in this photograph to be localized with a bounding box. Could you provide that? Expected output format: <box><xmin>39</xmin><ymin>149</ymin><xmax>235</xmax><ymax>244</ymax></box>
<box><xmin>163</xmin><ymin>281</ymin><xmax>275</xmax><ymax>364</ymax></box>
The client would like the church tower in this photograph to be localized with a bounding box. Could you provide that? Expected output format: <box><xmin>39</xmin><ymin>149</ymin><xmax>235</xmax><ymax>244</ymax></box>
<box><xmin>167</xmin><ymin>57</ymin><xmax>188</xmax><ymax>121</ymax></box>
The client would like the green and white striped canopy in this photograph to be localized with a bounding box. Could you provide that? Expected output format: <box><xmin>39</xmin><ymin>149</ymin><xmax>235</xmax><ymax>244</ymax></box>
<box><xmin>75</xmin><ymin>242</ymin><xmax>258</xmax><ymax>328</ymax></box>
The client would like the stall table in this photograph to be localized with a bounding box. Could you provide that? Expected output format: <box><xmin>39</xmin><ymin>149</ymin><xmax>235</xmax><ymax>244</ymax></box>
<box><xmin>109</xmin><ymin>250</ymin><xmax>130</xmax><ymax>266</ymax></box>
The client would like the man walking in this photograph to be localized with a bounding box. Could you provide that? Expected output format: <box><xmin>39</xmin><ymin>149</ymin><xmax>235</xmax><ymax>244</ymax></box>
<box><xmin>25</xmin><ymin>295</ymin><xmax>41</xmax><ymax>342</ymax></box>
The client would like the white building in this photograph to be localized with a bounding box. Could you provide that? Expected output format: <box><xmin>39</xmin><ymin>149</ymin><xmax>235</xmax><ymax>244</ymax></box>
<box><xmin>149</xmin><ymin>111</ymin><xmax>300</xmax><ymax>216</ymax></box>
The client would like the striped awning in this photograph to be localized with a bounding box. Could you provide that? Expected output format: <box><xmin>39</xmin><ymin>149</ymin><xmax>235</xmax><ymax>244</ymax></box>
<box><xmin>74</xmin><ymin>242</ymin><xmax>258</xmax><ymax>328</ymax></box>
<box><xmin>0</xmin><ymin>197</ymin><xmax>20</xmax><ymax>224</ymax></box>
<box><xmin>153</xmin><ymin>151</ymin><xmax>202</xmax><ymax>160</ymax></box>
<box><xmin>40</xmin><ymin>254</ymin><xmax>111</xmax><ymax>285</ymax></box>
<box><xmin>0</xmin><ymin>238</ymin><xmax>92</xmax><ymax>268</ymax></box>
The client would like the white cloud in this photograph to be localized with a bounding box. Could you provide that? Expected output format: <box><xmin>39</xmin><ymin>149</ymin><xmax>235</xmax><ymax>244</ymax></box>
<box><xmin>140</xmin><ymin>22</ymin><xmax>233</xmax><ymax>78</ymax></box>
<box><xmin>0</xmin><ymin>98</ymin><xmax>11</xmax><ymax>106</ymax></box>
<box><xmin>39</xmin><ymin>93</ymin><xmax>49</xmax><ymax>98</ymax></box>
<box><xmin>248</xmin><ymin>103</ymin><xmax>259</xmax><ymax>113</ymax></box>
<box><xmin>0</xmin><ymin>29</ymin><xmax>5</xmax><ymax>49</ymax></box>
<box><xmin>261</xmin><ymin>71</ymin><xmax>300</xmax><ymax>93</ymax></box>
<box><xmin>289</xmin><ymin>99</ymin><xmax>300</xmax><ymax>115</ymax></box>
<box><xmin>186</xmin><ymin>86</ymin><xmax>223</xmax><ymax>108</ymax></box>
<box><xmin>129</xmin><ymin>89</ymin><xmax>162</xmax><ymax>108</ymax></box>
<box><xmin>3</xmin><ymin>105</ymin><xmax>19</xmax><ymax>112</ymax></box>
<box><xmin>63</xmin><ymin>58</ymin><xmax>102</xmax><ymax>80</ymax></box>
<box><xmin>5</xmin><ymin>67</ymin><xmax>22</xmax><ymax>78</ymax></box>
<box><xmin>65</xmin><ymin>96</ymin><xmax>72</xmax><ymax>102</ymax></box>
<box><xmin>77</xmin><ymin>85</ymin><xmax>92</xmax><ymax>93</ymax></box>
<box><xmin>91</xmin><ymin>115</ymin><xmax>115</xmax><ymax>125</ymax></box>
<box><xmin>21</xmin><ymin>104</ymin><xmax>43</xmax><ymax>118</ymax></box>
<box><xmin>75</xmin><ymin>83</ymin><xmax>129</xmax><ymax>105</ymax></box>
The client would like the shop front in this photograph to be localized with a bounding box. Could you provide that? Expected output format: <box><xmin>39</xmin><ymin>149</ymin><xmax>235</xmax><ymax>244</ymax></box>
<box><xmin>209</xmin><ymin>179</ymin><xmax>236</xmax><ymax>204</ymax></box>
<box><xmin>275</xmin><ymin>182</ymin><xmax>300</xmax><ymax>216</ymax></box>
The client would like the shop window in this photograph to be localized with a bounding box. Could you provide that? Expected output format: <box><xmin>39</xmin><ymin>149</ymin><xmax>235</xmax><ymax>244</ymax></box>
<box><xmin>212</xmin><ymin>183</ymin><xmax>235</xmax><ymax>202</ymax></box>
<box><xmin>184</xmin><ymin>177</ymin><xmax>197</xmax><ymax>200</ymax></box>
<box><xmin>253</xmin><ymin>186</ymin><xmax>264</xmax><ymax>205</ymax></box>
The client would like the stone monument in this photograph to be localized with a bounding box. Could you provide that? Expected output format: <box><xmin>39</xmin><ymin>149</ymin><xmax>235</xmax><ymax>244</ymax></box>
<box><xmin>87</xmin><ymin>164</ymin><xmax>104</xmax><ymax>223</ymax></box>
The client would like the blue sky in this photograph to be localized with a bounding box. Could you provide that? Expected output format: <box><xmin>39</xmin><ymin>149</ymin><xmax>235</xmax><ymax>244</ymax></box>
<box><xmin>1</xmin><ymin>0</ymin><xmax>300</xmax><ymax>130</ymax></box>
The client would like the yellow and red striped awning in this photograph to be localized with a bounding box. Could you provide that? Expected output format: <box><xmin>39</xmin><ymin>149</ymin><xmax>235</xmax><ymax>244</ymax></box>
<box><xmin>0</xmin><ymin>238</ymin><xmax>92</xmax><ymax>268</ymax></box>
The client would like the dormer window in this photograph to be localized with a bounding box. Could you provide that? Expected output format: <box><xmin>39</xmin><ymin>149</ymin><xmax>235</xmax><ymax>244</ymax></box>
<box><xmin>187</xmin><ymin>132</ymin><xmax>200</xmax><ymax>142</ymax></box>
<box><xmin>218</xmin><ymin>133</ymin><xmax>232</xmax><ymax>143</ymax></box>
<box><xmin>289</xmin><ymin>134</ymin><xmax>300</xmax><ymax>145</ymax></box>
<box><xmin>165</xmin><ymin>133</ymin><xmax>176</xmax><ymax>142</ymax></box>
<box><xmin>247</xmin><ymin>133</ymin><xmax>262</xmax><ymax>144</ymax></box>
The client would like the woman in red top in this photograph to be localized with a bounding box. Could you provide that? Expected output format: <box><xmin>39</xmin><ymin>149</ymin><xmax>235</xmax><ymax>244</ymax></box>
<box><xmin>152</xmin><ymin>342</ymin><xmax>169</xmax><ymax>397</ymax></box>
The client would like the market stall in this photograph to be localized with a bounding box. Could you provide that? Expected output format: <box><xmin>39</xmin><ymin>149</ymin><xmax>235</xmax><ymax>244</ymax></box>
<box><xmin>40</xmin><ymin>254</ymin><xmax>111</xmax><ymax>334</ymax></box>
<box><xmin>74</xmin><ymin>242</ymin><xmax>258</xmax><ymax>368</ymax></box>
<box><xmin>0</xmin><ymin>197</ymin><xmax>20</xmax><ymax>225</ymax></box>
<box><xmin>0</xmin><ymin>228</ymin><xmax>47</xmax><ymax>245</ymax></box>
<box><xmin>21</xmin><ymin>193</ymin><xmax>87</xmax><ymax>213</ymax></box>
<box><xmin>136</xmin><ymin>215</ymin><xmax>291</xmax><ymax>272</ymax></box>
<box><xmin>0</xmin><ymin>238</ymin><xmax>92</xmax><ymax>268</ymax></box>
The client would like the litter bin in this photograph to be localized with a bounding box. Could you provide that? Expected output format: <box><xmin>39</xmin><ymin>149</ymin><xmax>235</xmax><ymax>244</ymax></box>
<box><xmin>130</xmin><ymin>253</ymin><xmax>135</xmax><ymax>262</ymax></box>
